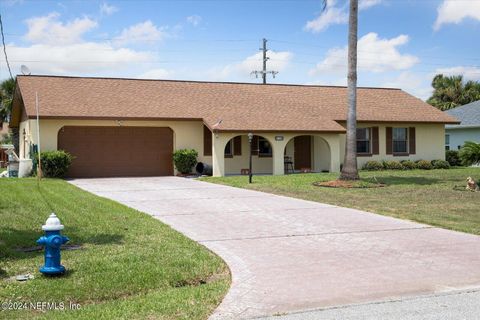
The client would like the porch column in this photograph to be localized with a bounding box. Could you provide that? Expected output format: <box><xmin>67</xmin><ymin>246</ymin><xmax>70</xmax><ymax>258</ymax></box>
<box><xmin>272</xmin><ymin>139</ymin><xmax>288</xmax><ymax>175</ymax></box>
<box><xmin>212</xmin><ymin>132</ymin><xmax>226</xmax><ymax>177</ymax></box>
<box><xmin>325</xmin><ymin>135</ymin><xmax>341</xmax><ymax>173</ymax></box>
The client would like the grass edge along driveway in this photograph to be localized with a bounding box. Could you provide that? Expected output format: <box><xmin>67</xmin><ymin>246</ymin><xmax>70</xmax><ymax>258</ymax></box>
<box><xmin>202</xmin><ymin>168</ymin><xmax>480</xmax><ymax>236</ymax></box>
<box><xmin>0</xmin><ymin>178</ymin><xmax>230</xmax><ymax>320</ymax></box>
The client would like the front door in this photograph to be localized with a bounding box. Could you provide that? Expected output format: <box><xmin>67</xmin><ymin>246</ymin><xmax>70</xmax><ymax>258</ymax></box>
<box><xmin>294</xmin><ymin>136</ymin><xmax>311</xmax><ymax>170</ymax></box>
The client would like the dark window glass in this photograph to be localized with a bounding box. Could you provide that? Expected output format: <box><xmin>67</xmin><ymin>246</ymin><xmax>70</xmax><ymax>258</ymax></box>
<box><xmin>356</xmin><ymin>128</ymin><xmax>370</xmax><ymax>153</ymax></box>
<box><xmin>224</xmin><ymin>140</ymin><xmax>232</xmax><ymax>156</ymax></box>
<box><xmin>445</xmin><ymin>134</ymin><xmax>450</xmax><ymax>145</ymax></box>
<box><xmin>258</xmin><ymin>137</ymin><xmax>272</xmax><ymax>156</ymax></box>
<box><xmin>393</xmin><ymin>128</ymin><xmax>408</xmax><ymax>153</ymax></box>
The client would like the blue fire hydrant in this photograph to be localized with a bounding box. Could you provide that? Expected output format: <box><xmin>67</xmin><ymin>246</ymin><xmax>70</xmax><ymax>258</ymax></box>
<box><xmin>37</xmin><ymin>213</ymin><xmax>69</xmax><ymax>275</ymax></box>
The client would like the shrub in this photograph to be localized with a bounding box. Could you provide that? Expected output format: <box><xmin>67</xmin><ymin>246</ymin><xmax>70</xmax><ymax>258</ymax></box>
<box><xmin>459</xmin><ymin>141</ymin><xmax>480</xmax><ymax>166</ymax></box>
<box><xmin>400</xmin><ymin>160</ymin><xmax>417</xmax><ymax>170</ymax></box>
<box><xmin>415</xmin><ymin>160</ymin><xmax>433</xmax><ymax>170</ymax></box>
<box><xmin>382</xmin><ymin>160</ymin><xmax>404</xmax><ymax>170</ymax></box>
<box><xmin>432</xmin><ymin>159</ymin><xmax>450</xmax><ymax>169</ymax></box>
<box><xmin>173</xmin><ymin>149</ymin><xmax>198</xmax><ymax>174</ymax></box>
<box><xmin>363</xmin><ymin>160</ymin><xmax>384</xmax><ymax>171</ymax></box>
<box><xmin>445</xmin><ymin>150</ymin><xmax>461</xmax><ymax>166</ymax></box>
<box><xmin>37</xmin><ymin>150</ymin><xmax>73</xmax><ymax>178</ymax></box>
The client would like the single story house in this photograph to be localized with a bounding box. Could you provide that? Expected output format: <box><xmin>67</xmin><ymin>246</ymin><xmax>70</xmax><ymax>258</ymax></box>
<box><xmin>10</xmin><ymin>75</ymin><xmax>458</xmax><ymax>178</ymax></box>
<box><xmin>444</xmin><ymin>100</ymin><xmax>480</xmax><ymax>150</ymax></box>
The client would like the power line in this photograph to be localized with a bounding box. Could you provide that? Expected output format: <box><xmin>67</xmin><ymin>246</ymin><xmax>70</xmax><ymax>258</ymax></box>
<box><xmin>251</xmin><ymin>38</ymin><xmax>278</xmax><ymax>84</ymax></box>
<box><xmin>0</xmin><ymin>14</ymin><xmax>13</xmax><ymax>79</ymax></box>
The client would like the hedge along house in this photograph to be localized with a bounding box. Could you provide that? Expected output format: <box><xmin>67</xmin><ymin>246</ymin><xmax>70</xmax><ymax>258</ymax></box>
<box><xmin>10</xmin><ymin>75</ymin><xmax>458</xmax><ymax>178</ymax></box>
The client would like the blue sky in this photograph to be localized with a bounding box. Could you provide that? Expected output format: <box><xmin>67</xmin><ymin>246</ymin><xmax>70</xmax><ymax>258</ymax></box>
<box><xmin>1</xmin><ymin>0</ymin><xmax>480</xmax><ymax>100</ymax></box>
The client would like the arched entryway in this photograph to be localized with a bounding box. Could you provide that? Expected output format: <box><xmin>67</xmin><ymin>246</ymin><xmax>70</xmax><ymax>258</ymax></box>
<box><xmin>223</xmin><ymin>134</ymin><xmax>274</xmax><ymax>175</ymax></box>
<box><xmin>283</xmin><ymin>135</ymin><xmax>330</xmax><ymax>173</ymax></box>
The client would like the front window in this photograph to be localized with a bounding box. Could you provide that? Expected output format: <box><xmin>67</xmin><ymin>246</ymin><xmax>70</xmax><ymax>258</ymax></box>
<box><xmin>393</xmin><ymin>128</ymin><xmax>408</xmax><ymax>153</ymax></box>
<box><xmin>258</xmin><ymin>137</ymin><xmax>272</xmax><ymax>156</ymax></box>
<box><xmin>356</xmin><ymin>128</ymin><xmax>371</xmax><ymax>154</ymax></box>
<box><xmin>445</xmin><ymin>134</ymin><xmax>450</xmax><ymax>146</ymax></box>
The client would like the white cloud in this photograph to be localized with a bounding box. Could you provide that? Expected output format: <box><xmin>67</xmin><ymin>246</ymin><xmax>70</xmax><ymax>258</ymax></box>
<box><xmin>359</xmin><ymin>0</ymin><xmax>382</xmax><ymax>10</ymax></box>
<box><xmin>1</xmin><ymin>13</ymin><xmax>159</xmax><ymax>77</ymax></box>
<box><xmin>434</xmin><ymin>66</ymin><xmax>480</xmax><ymax>81</ymax></box>
<box><xmin>209</xmin><ymin>50</ymin><xmax>293</xmax><ymax>81</ymax></box>
<box><xmin>310</xmin><ymin>32</ymin><xmax>419</xmax><ymax>75</ymax></box>
<box><xmin>186</xmin><ymin>15</ymin><xmax>202</xmax><ymax>27</ymax></box>
<box><xmin>100</xmin><ymin>2</ymin><xmax>118</xmax><ymax>16</ymax></box>
<box><xmin>304</xmin><ymin>1</ymin><xmax>347</xmax><ymax>33</ymax></box>
<box><xmin>434</xmin><ymin>0</ymin><xmax>480</xmax><ymax>30</ymax></box>
<box><xmin>4</xmin><ymin>43</ymin><xmax>153</xmax><ymax>75</ymax></box>
<box><xmin>115</xmin><ymin>20</ymin><xmax>168</xmax><ymax>45</ymax></box>
<box><xmin>383</xmin><ymin>72</ymin><xmax>432</xmax><ymax>101</ymax></box>
<box><xmin>137</xmin><ymin>68</ymin><xmax>172</xmax><ymax>79</ymax></box>
<box><xmin>305</xmin><ymin>0</ymin><xmax>382</xmax><ymax>33</ymax></box>
<box><xmin>24</xmin><ymin>12</ymin><xmax>97</xmax><ymax>45</ymax></box>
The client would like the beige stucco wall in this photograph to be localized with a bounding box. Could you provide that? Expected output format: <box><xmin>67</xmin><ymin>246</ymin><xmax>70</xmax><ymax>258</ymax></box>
<box><xmin>18</xmin><ymin>118</ymin><xmax>445</xmax><ymax>176</ymax></box>
<box><xmin>212</xmin><ymin>132</ymin><xmax>341</xmax><ymax>176</ymax></box>
<box><xmin>284</xmin><ymin>136</ymin><xmax>330</xmax><ymax>172</ymax></box>
<box><xmin>339</xmin><ymin>123</ymin><xmax>446</xmax><ymax>168</ymax></box>
<box><xmin>20</xmin><ymin>119</ymin><xmax>211</xmax><ymax>175</ymax></box>
<box><xmin>224</xmin><ymin>135</ymin><xmax>273</xmax><ymax>175</ymax></box>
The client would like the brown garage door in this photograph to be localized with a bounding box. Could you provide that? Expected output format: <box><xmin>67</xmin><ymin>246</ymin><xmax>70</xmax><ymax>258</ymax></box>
<box><xmin>58</xmin><ymin>126</ymin><xmax>173</xmax><ymax>178</ymax></box>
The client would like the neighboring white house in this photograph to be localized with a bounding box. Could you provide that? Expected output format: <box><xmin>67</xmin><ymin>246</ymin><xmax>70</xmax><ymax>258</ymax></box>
<box><xmin>444</xmin><ymin>100</ymin><xmax>480</xmax><ymax>150</ymax></box>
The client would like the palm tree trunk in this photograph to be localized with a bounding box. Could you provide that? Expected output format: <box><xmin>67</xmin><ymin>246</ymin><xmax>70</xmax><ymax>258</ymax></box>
<box><xmin>339</xmin><ymin>0</ymin><xmax>359</xmax><ymax>181</ymax></box>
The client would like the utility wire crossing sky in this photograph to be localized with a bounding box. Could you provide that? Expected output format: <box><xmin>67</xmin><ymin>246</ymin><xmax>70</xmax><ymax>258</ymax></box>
<box><xmin>1</xmin><ymin>0</ymin><xmax>480</xmax><ymax>100</ymax></box>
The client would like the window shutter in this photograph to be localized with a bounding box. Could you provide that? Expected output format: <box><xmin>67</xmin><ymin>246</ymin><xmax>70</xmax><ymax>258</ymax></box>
<box><xmin>372</xmin><ymin>127</ymin><xmax>379</xmax><ymax>155</ymax></box>
<box><xmin>203</xmin><ymin>125</ymin><xmax>212</xmax><ymax>156</ymax></box>
<box><xmin>386</xmin><ymin>127</ymin><xmax>393</xmax><ymax>155</ymax></box>
<box><xmin>251</xmin><ymin>135</ymin><xmax>259</xmax><ymax>155</ymax></box>
<box><xmin>233</xmin><ymin>136</ymin><xmax>242</xmax><ymax>156</ymax></box>
<box><xmin>409</xmin><ymin>127</ymin><xmax>416</xmax><ymax>155</ymax></box>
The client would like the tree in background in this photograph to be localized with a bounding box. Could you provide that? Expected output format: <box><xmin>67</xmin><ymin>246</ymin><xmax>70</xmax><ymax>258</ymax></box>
<box><xmin>0</xmin><ymin>78</ymin><xmax>15</xmax><ymax>122</ymax></box>
<box><xmin>0</xmin><ymin>78</ymin><xmax>17</xmax><ymax>152</ymax></box>
<box><xmin>427</xmin><ymin>74</ymin><xmax>480</xmax><ymax>111</ymax></box>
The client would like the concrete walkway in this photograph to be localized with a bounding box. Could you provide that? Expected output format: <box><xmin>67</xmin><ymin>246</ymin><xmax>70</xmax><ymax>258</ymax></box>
<box><xmin>70</xmin><ymin>177</ymin><xmax>480</xmax><ymax>319</ymax></box>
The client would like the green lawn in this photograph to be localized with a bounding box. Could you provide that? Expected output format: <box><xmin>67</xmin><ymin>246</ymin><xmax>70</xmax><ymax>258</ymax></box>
<box><xmin>202</xmin><ymin>168</ymin><xmax>480</xmax><ymax>235</ymax></box>
<box><xmin>0</xmin><ymin>179</ymin><xmax>229</xmax><ymax>319</ymax></box>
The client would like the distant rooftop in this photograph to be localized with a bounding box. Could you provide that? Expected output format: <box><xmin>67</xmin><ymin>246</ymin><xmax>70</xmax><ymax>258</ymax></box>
<box><xmin>445</xmin><ymin>100</ymin><xmax>480</xmax><ymax>129</ymax></box>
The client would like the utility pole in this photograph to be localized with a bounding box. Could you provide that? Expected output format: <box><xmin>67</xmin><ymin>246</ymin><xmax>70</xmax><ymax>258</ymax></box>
<box><xmin>261</xmin><ymin>38</ymin><xmax>267</xmax><ymax>84</ymax></box>
<box><xmin>251</xmin><ymin>38</ymin><xmax>278</xmax><ymax>84</ymax></box>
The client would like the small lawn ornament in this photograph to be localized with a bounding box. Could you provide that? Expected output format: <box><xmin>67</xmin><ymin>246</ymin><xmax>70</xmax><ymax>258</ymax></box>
<box><xmin>466</xmin><ymin>177</ymin><xmax>479</xmax><ymax>192</ymax></box>
<box><xmin>37</xmin><ymin>213</ymin><xmax>69</xmax><ymax>275</ymax></box>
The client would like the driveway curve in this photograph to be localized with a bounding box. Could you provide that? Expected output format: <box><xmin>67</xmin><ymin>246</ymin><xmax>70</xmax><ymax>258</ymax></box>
<box><xmin>70</xmin><ymin>177</ymin><xmax>480</xmax><ymax>319</ymax></box>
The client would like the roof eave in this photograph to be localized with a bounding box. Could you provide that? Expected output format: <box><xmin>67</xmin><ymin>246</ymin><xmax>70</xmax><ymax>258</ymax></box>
<box><xmin>445</xmin><ymin>125</ymin><xmax>480</xmax><ymax>130</ymax></box>
<box><xmin>215</xmin><ymin>129</ymin><xmax>346</xmax><ymax>134</ymax></box>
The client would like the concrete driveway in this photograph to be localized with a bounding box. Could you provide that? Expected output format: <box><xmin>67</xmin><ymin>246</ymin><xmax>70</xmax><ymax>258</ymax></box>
<box><xmin>70</xmin><ymin>177</ymin><xmax>480</xmax><ymax>319</ymax></box>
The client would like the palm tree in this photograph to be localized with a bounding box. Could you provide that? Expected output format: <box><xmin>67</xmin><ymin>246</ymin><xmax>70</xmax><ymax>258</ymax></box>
<box><xmin>459</xmin><ymin>141</ymin><xmax>480</xmax><ymax>166</ymax></box>
<box><xmin>339</xmin><ymin>0</ymin><xmax>360</xmax><ymax>180</ymax></box>
<box><xmin>427</xmin><ymin>74</ymin><xmax>480</xmax><ymax>111</ymax></box>
<box><xmin>0</xmin><ymin>78</ymin><xmax>15</xmax><ymax>122</ymax></box>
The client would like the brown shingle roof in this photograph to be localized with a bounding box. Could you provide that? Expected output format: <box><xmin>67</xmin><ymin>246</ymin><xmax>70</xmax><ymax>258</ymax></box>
<box><xmin>14</xmin><ymin>75</ymin><xmax>459</xmax><ymax>132</ymax></box>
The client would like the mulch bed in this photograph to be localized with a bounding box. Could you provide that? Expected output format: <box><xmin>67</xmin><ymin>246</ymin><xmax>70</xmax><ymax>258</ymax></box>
<box><xmin>313</xmin><ymin>180</ymin><xmax>386</xmax><ymax>189</ymax></box>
